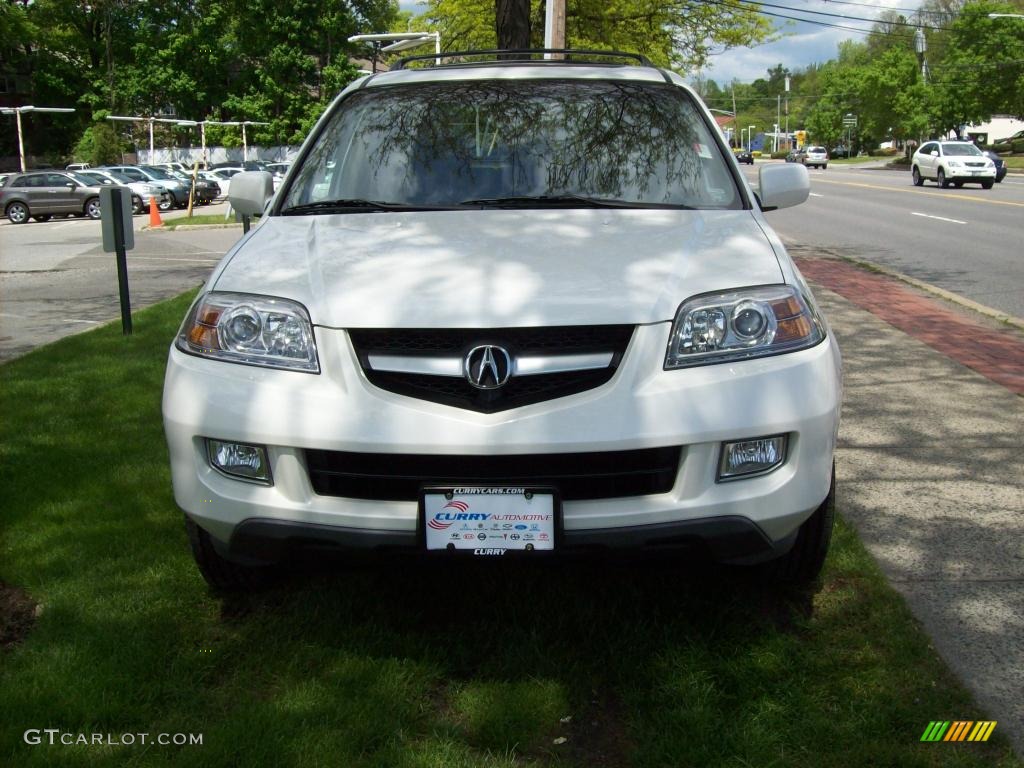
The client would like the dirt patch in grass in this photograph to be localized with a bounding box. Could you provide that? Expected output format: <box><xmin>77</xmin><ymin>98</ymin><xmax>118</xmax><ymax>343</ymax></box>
<box><xmin>0</xmin><ymin>581</ymin><xmax>37</xmax><ymax>650</ymax></box>
<box><xmin>566</xmin><ymin>690</ymin><xmax>634</xmax><ymax>768</ymax></box>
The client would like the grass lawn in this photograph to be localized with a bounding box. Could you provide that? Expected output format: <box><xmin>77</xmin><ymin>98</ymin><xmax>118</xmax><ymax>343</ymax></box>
<box><xmin>1</xmin><ymin>296</ymin><xmax>1021</xmax><ymax>767</ymax></box>
<box><xmin>158</xmin><ymin>213</ymin><xmax>240</xmax><ymax>230</ymax></box>
<box><xmin>828</xmin><ymin>156</ymin><xmax>880</xmax><ymax>165</ymax></box>
<box><xmin>1002</xmin><ymin>156</ymin><xmax>1024</xmax><ymax>170</ymax></box>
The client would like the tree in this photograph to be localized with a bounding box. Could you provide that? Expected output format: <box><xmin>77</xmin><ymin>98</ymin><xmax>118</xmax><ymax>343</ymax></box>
<box><xmin>496</xmin><ymin>0</ymin><xmax>531</xmax><ymax>50</ymax></box>
<box><xmin>72</xmin><ymin>122</ymin><xmax>124</xmax><ymax>165</ymax></box>
<box><xmin>415</xmin><ymin>0</ymin><xmax>772</xmax><ymax>71</ymax></box>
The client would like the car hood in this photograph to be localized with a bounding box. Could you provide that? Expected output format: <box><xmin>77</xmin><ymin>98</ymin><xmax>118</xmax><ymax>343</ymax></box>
<box><xmin>213</xmin><ymin>209</ymin><xmax>784</xmax><ymax>328</ymax></box>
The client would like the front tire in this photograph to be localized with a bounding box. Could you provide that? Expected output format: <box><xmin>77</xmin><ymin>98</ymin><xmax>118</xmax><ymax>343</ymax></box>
<box><xmin>937</xmin><ymin>168</ymin><xmax>949</xmax><ymax>188</ymax></box>
<box><xmin>981</xmin><ymin>180</ymin><xmax>994</xmax><ymax>190</ymax></box>
<box><xmin>33</xmin><ymin>214</ymin><xmax>52</xmax><ymax>223</ymax></box>
<box><xmin>769</xmin><ymin>465</ymin><xmax>836</xmax><ymax>584</ymax></box>
<box><xmin>84</xmin><ymin>197</ymin><xmax>101</xmax><ymax>220</ymax></box>
<box><xmin>185</xmin><ymin>516</ymin><xmax>275</xmax><ymax>591</ymax></box>
<box><xmin>912</xmin><ymin>166</ymin><xmax>923</xmax><ymax>186</ymax></box>
<box><xmin>6</xmin><ymin>201</ymin><xmax>29</xmax><ymax>224</ymax></box>
<box><xmin>157</xmin><ymin>193</ymin><xmax>174</xmax><ymax>212</ymax></box>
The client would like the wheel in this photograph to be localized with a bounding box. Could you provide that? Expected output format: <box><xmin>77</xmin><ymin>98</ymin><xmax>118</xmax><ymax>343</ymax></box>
<box><xmin>768</xmin><ymin>464</ymin><xmax>836</xmax><ymax>584</ymax></box>
<box><xmin>912</xmin><ymin>166</ymin><xmax>923</xmax><ymax>186</ymax></box>
<box><xmin>131</xmin><ymin>196</ymin><xmax>144</xmax><ymax>215</ymax></box>
<box><xmin>981</xmin><ymin>180</ymin><xmax>993</xmax><ymax>189</ymax></box>
<box><xmin>937</xmin><ymin>168</ymin><xmax>949</xmax><ymax>188</ymax></box>
<box><xmin>84</xmin><ymin>197</ymin><xmax>101</xmax><ymax>220</ymax></box>
<box><xmin>32</xmin><ymin>214</ymin><xmax>52</xmax><ymax>222</ymax></box>
<box><xmin>157</xmin><ymin>193</ymin><xmax>174</xmax><ymax>212</ymax></box>
<box><xmin>954</xmin><ymin>181</ymin><xmax>963</xmax><ymax>188</ymax></box>
<box><xmin>5</xmin><ymin>201</ymin><xmax>29</xmax><ymax>224</ymax></box>
<box><xmin>822</xmin><ymin>164</ymin><xmax>827</xmax><ymax>170</ymax></box>
<box><xmin>184</xmin><ymin>516</ymin><xmax>274</xmax><ymax>591</ymax></box>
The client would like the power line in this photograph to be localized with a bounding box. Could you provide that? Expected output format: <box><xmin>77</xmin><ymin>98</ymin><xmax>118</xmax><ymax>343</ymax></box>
<box><xmin>729</xmin><ymin>0</ymin><xmax>953</xmax><ymax>31</ymax></box>
<box><xmin>704</xmin><ymin>0</ymin><xmax>885</xmax><ymax>35</ymax></box>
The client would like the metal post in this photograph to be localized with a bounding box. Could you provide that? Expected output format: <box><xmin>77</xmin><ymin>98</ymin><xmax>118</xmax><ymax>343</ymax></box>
<box><xmin>242</xmin><ymin>123</ymin><xmax>247</xmax><ymax>162</ymax></box>
<box><xmin>111</xmin><ymin>189</ymin><xmax>132</xmax><ymax>335</ymax></box>
<box><xmin>148</xmin><ymin>117</ymin><xmax>154</xmax><ymax>161</ymax></box>
<box><xmin>435</xmin><ymin>32</ymin><xmax>441</xmax><ymax>66</ymax></box>
<box><xmin>201</xmin><ymin>122</ymin><xmax>207</xmax><ymax>165</ymax></box>
<box><xmin>15</xmin><ymin>109</ymin><xmax>25</xmax><ymax>172</ymax></box>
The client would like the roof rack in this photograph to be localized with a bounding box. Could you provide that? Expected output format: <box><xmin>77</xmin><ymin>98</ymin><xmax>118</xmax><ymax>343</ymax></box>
<box><xmin>391</xmin><ymin>48</ymin><xmax>655</xmax><ymax>71</ymax></box>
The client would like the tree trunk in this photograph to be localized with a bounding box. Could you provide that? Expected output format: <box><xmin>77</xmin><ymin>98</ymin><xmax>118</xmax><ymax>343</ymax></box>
<box><xmin>495</xmin><ymin>0</ymin><xmax>531</xmax><ymax>58</ymax></box>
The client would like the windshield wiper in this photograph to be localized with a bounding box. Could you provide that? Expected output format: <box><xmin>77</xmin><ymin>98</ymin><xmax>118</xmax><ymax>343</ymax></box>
<box><xmin>457</xmin><ymin>194</ymin><xmax>692</xmax><ymax>209</ymax></box>
<box><xmin>281</xmin><ymin>199</ymin><xmax>454</xmax><ymax>215</ymax></box>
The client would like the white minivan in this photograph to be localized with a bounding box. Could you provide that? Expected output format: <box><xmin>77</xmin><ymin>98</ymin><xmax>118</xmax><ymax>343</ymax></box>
<box><xmin>162</xmin><ymin>51</ymin><xmax>842</xmax><ymax>590</ymax></box>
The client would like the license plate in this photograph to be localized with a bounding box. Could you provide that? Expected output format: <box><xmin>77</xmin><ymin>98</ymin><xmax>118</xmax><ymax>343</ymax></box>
<box><xmin>422</xmin><ymin>487</ymin><xmax>556</xmax><ymax>554</ymax></box>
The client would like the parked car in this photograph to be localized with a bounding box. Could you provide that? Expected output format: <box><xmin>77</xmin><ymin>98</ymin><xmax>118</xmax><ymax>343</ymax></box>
<box><xmin>911</xmin><ymin>141</ymin><xmax>996</xmax><ymax>188</ymax></box>
<box><xmin>982</xmin><ymin>150</ymin><xmax>1007</xmax><ymax>183</ymax></box>
<box><xmin>994</xmin><ymin>129</ymin><xmax>1024</xmax><ymax>145</ymax></box>
<box><xmin>77</xmin><ymin>168</ymin><xmax>167</xmax><ymax>214</ymax></box>
<box><xmin>785</xmin><ymin>149</ymin><xmax>806</xmax><ymax>163</ymax></box>
<box><xmin>0</xmin><ymin>170</ymin><xmax>104</xmax><ymax>223</ymax></box>
<box><xmin>102</xmin><ymin>165</ymin><xmax>191</xmax><ymax>209</ymax></box>
<box><xmin>830</xmin><ymin>145</ymin><xmax>850</xmax><ymax>158</ymax></box>
<box><xmin>166</xmin><ymin>169</ymin><xmax>221</xmax><ymax>204</ymax></box>
<box><xmin>163</xmin><ymin>49</ymin><xmax>839</xmax><ymax>591</ymax></box>
<box><xmin>199</xmin><ymin>170</ymin><xmax>233</xmax><ymax>197</ymax></box>
<box><xmin>802</xmin><ymin>146</ymin><xmax>828</xmax><ymax>169</ymax></box>
<box><xmin>65</xmin><ymin>162</ymin><xmax>92</xmax><ymax>172</ymax></box>
<box><xmin>733</xmin><ymin>149</ymin><xmax>754</xmax><ymax>165</ymax></box>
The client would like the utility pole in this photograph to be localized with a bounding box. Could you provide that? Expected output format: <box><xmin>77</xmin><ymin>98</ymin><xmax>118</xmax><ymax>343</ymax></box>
<box><xmin>784</xmin><ymin>75</ymin><xmax>790</xmax><ymax>150</ymax></box>
<box><xmin>732</xmin><ymin>86</ymin><xmax>738</xmax><ymax>147</ymax></box>
<box><xmin>776</xmin><ymin>95</ymin><xmax>781</xmax><ymax>153</ymax></box>
<box><xmin>544</xmin><ymin>0</ymin><xmax>566</xmax><ymax>55</ymax></box>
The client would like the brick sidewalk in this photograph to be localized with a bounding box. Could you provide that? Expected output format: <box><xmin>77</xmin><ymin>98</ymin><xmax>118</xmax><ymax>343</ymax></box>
<box><xmin>796</xmin><ymin>257</ymin><xmax>1024</xmax><ymax>395</ymax></box>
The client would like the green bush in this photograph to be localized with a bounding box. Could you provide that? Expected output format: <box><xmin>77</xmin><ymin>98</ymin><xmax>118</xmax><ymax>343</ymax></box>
<box><xmin>770</xmin><ymin>151</ymin><xmax>789</xmax><ymax>160</ymax></box>
<box><xmin>870</xmin><ymin>147</ymin><xmax>899</xmax><ymax>157</ymax></box>
<box><xmin>72</xmin><ymin>123</ymin><xmax>124</xmax><ymax>166</ymax></box>
<box><xmin>751</xmin><ymin>150</ymin><xmax>762</xmax><ymax>158</ymax></box>
<box><xmin>1013</xmin><ymin>139</ymin><xmax>1024</xmax><ymax>154</ymax></box>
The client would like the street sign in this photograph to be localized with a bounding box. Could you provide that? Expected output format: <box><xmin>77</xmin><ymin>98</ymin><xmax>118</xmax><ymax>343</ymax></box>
<box><xmin>843</xmin><ymin>113</ymin><xmax>858</xmax><ymax>127</ymax></box>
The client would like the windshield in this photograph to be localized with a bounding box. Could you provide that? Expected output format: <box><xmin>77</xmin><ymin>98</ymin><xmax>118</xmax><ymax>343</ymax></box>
<box><xmin>282</xmin><ymin>80</ymin><xmax>741</xmax><ymax>211</ymax></box>
<box><xmin>944</xmin><ymin>143</ymin><xmax>982</xmax><ymax>157</ymax></box>
<box><xmin>142</xmin><ymin>166</ymin><xmax>175</xmax><ymax>180</ymax></box>
<box><xmin>69</xmin><ymin>172</ymin><xmax>101</xmax><ymax>186</ymax></box>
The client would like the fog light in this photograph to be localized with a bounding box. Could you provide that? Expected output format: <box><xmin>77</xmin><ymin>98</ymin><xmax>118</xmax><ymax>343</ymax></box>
<box><xmin>206</xmin><ymin>439</ymin><xmax>271</xmax><ymax>483</ymax></box>
<box><xmin>718</xmin><ymin>435</ymin><xmax>787</xmax><ymax>481</ymax></box>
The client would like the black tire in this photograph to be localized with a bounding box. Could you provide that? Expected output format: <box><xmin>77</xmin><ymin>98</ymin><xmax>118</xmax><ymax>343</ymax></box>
<box><xmin>769</xmin><ymin>465</ymin><xmax>836</xmax><ymax>584</ymax></box>
<box><xmin>822</xmin><ymin>164</ymin><xmax>827</xmax><ymax>170</ymax></box>
<box><xmin>954</xmin><ymin>181</ymin><xmax>963</xmax><ymax>188</ymax></box>
<box><xmin>84</xmin><ymin>197</ymin><xmax>101</xmax><ymax>220</ymax></box>
<box><xmin>981</xmin><ymin>180</ymin><xmax>994</xmax><ymax>190</ymax></box>
<box><xmin>185</xmin><ymin>515</ymin><xmax>274</xmax><ymax>591</ymax></box>
<box><xmin>131</xmin><ymin>195</ymin><xmax>144</xmax><ymax>215</ymax></box>
<box><xmin>937</xmin><ymin>168</ymin><xmax>949</xmax><ymax>188</ymax></box>
<box><xmin>5</xmin><ymin>201</ymin><xmax>29</xmax><ymax>224</ymax></box>
<box><xmin>912</xmin><ymin>166</ymin><xmax>923</xmax><ymax>186</ymax></box>
<box><xmin>32</xmin><ymin>214</ymin><xmax>52</xmax><ymax>222</ymax></box>
<box><xmin>156</xmin><ymin>193</ymin><xmax>173</xmax><ymax>212</ymax></box>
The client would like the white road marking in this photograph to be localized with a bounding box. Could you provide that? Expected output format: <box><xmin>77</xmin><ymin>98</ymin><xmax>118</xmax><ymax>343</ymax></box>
<box><xmin>910</xmin><ymin>212</ymin><xmax>967</xmax><ymax>225</ymax></box>
<box><xmin>60</xmin><ymin>319</ymin><xmax>101</xmax><ymax>325</ymax></box>
<box><xmin>809</xmin><ymin>192</ymin><xmax>824</xmax><ymax>198</ymax></box>
<box><xmin>0</xmin><ymin>312</ymin><xmax>26</xmax><ymax>319</ymax></box>
<box><xmin>79</xmin><ymin>254</ymin><xmax>221</xmax><ymax>263</ymax></box>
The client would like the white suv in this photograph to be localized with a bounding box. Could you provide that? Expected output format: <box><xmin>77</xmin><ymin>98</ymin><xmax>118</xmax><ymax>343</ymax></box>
<box><xmin>803</xmin><ymin>146</ymin><xmax>828</xmax><ymax>169</ymax></box>
<box><xmin>912</xmin><ymin>141</ymin><xmax>996</xmax><ymax>189</ymax></box>
<box><xmin>162</xmin><ymin>51</ymin><xmax>842</xmax><ymax>590</ymax></box>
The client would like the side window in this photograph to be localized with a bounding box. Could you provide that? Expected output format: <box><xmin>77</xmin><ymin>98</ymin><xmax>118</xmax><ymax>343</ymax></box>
<box><xmin>10</xmin><ymin>175</ymin><xmax>29</xmax><ymax>188</ymax></box>
<box><xmin>122</xmin><ymin>168</ymin><xmax>144</xmax><ymax>181</ymax></box>
<box><xmin>47</xmin><ymin>173</ymin><xmax>71</xmax><ymax>187</ymax></box>
<box><xmin>920</xmin><ymin>143</ymin><xmax>935</xmax><ymax>155</ymax></box>
<box><xmin>26</xmin><ymin>174</ymin><xmax>47</xmax><ymax>188</ymax></box>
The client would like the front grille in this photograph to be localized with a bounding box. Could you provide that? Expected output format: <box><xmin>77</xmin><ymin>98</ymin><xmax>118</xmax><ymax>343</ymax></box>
<box><xmin>306</xmin><ymin>446</ymin><xmax>682</xmax><ymax>501</ymax></box>
<box><xmin>349</xmin><ymin>325</ymin><xmax>635</xmax><ymax>412</ymax></box>
<box><xmin>965</xmin><ymin>161</ymin><xmax>985</xmax><ymax>167</ymax></box>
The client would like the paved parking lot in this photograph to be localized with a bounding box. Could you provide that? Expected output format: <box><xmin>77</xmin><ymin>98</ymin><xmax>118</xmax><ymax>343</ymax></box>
<box><xmin>0</xmin><ymin>204</ymin><xmax>242</xmax><ymax>361</ymax></box>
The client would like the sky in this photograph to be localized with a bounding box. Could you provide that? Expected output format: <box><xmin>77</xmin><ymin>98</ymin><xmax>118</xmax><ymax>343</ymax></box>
<box><xmin>396</xmin><ymin>0</ymin><xmax>922</xmax><ymax>85</ymax></box>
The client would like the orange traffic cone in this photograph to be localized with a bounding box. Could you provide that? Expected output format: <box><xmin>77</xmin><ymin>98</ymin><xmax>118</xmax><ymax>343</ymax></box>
<box><xmin>149</xmin><ymin>196</ymin><xmax>164</xmax><ymax>228</ymax></box>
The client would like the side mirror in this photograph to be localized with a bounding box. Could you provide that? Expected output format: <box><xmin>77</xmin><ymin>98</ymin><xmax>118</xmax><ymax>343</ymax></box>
<box><xmin>757</xmin><ymin>163</ymin><xmax>810</xmax><ymax>211</ymax></box>
<box><xmin>65</xmin><ymin>182</ymin><xmax>76</xmax><ymax>189</ymax></box>
<box><xmin>229</xmin><ymin>171</ymin><xmax>274</xmax><ymax>216</ymax></box>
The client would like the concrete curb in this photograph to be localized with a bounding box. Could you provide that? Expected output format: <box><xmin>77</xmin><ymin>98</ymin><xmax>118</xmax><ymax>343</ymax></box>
<box><xmin>142</xmin><ymin>223</ymin><xmax>243</xmax><ymax>232</ymax></box>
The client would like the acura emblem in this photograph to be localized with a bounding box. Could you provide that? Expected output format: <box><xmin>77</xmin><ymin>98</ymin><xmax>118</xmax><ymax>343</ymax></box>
<box><xmin>464</xmin><ymin>345</ymin><xmax>512</xmax><ymax>389</ymax></box>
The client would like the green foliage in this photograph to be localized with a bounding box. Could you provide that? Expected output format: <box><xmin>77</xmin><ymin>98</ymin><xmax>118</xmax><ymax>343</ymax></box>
<box><xmin>72</xmin><ymin>122</ymin><xmax>124</xmax><ymax>166</ymax></box>
<box><xmin>414</xmin><ymin>0</ymin><xmax>773</xmax><ymax>71</ymax></box>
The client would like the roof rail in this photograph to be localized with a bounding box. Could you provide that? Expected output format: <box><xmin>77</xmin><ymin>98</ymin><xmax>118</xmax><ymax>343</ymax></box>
<box><xmin>391</xmin><ymin>48</ymin><xmax>654</xmax><ymax>71</ymax></box>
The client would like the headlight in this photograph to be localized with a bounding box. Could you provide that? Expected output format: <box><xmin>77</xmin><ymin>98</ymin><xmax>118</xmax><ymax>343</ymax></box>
<box><xmin>947</xmin><ymin>160</ymin><xmax>961</xmax><ymax>167</ymax></box>
<box><xmin>665</xmin><ymin>285</ymin><xmax>824</xmax><ymax>369</ymax></box>
<box><xmin>176</xmin><ymin>292</ymin><xmax>319</xmax><ymax>372</ymax></box>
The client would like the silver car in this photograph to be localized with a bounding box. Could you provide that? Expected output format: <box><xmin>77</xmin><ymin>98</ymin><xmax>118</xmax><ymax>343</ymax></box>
<box><xmin>0</xmin><ymin>171</ymin><xmax>104</xmax><ymax>223</ymax></box>
<box><xmin>802</xmin><ymin>146</ymin><xmax>828</xmax><ymax>169</ymax></box>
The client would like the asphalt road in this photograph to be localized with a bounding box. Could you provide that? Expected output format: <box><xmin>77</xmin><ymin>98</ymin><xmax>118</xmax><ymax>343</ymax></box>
<box><xmin>0</xmin><ymin>205</ymin><xmax>242</xmax><ymax>361</ymax></box>
<box><xmin>745</xmin><ymin>163</ymin><xmax>1024</xmax><ymax>319</ymax></box>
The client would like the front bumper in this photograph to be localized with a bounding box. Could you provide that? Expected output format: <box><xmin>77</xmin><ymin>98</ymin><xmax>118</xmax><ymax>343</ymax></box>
<box><xmin>163</xmin><ymin>323</ymin><xmax>842</xmax><ymax>563</ymax></box>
